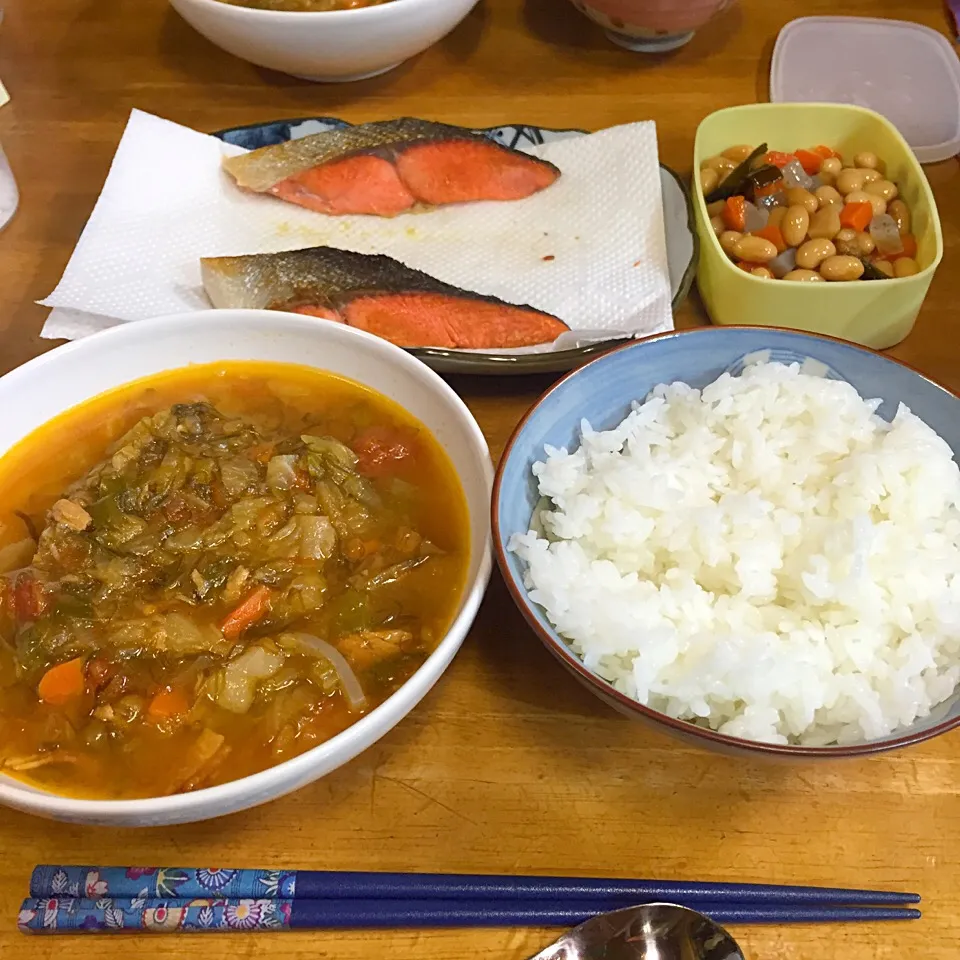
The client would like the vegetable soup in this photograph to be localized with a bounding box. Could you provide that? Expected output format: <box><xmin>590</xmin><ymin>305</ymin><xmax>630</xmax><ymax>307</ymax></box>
<box><xmin>0</xmin><ymin>362</ymin><xmax>469</xmax><ymax>799</ymax></box>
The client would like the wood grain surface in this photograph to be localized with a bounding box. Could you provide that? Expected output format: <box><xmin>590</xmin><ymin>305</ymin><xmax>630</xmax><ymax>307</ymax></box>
<box><xmin>0</xmin><ymin>1</ymin><xmax>958</xmax><ymax>957</ymax></box>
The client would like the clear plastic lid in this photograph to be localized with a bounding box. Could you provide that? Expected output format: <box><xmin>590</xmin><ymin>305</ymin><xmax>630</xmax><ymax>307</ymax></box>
<box><xmin>770</xmin><ymin>16</ymin><xmax>960</xmax><ymax>164</ymax></box>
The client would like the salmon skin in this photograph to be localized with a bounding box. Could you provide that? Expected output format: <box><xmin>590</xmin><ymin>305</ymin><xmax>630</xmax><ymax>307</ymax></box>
<box><xmin>200</xmin><ymin>246</ymin><xmax>569</xmax><ymax>350</ymax></box>
<box><xmin>222</xmin><ymin>118</ymin><xmax>561</xmax><ymax>217</ymax></box>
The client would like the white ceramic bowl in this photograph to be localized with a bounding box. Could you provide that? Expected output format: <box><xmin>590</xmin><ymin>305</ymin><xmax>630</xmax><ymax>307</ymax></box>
<box><xmin>0</xmin><ymin>310</ymin><xmax>493</xmax><ymax>825</ymax></box>
<box><xmin>168</xmin><ymin>0</ymin><xmax>480</xmax><ymax>83</ymax></box>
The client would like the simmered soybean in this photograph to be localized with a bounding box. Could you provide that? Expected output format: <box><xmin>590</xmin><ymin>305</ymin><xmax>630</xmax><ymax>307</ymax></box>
<box><xmin>703</xmin><ymin>141</ymin><xmax>921</xmax><ymax>282</ymax></box>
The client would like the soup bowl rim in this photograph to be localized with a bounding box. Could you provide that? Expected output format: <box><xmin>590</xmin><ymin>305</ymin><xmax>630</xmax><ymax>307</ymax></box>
<box><xmin>0</xmin><ymin>309</ymin><xmax>493</xmax><ymax>822</ymax></box>
<box><xmin>171</xmin><ymin>0</ymin><xmax>450</xmax><ymax>20</ymax></box>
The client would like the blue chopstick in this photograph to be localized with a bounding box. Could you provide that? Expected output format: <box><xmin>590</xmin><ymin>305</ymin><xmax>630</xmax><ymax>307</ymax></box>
<box><xmin>17</xmin><ymin>896</ymin><xmax>923</xmax><ymax>934</ymax></box>
<box><xmin>28</xmin><ymin>865</ymin><xmax>921</xmax><ymax>905</ymax></box>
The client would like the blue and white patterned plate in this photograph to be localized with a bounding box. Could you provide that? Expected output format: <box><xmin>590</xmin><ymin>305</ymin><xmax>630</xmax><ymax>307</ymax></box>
<box><xmin>213</xmin><ymin>118</ymin><xmax>698</xmax><ymax>376</ymax></box>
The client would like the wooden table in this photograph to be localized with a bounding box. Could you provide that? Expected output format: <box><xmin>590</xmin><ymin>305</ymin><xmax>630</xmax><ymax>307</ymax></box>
<box><xmin>1</xmin><ymin>1</ymin><xmax>958</xmax><ymax>957</ymax></box>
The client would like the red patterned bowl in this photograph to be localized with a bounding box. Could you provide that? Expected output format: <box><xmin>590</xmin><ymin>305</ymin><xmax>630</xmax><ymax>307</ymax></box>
<box><xmin>569</xmin><ymin>0</ymin><xmax>732</xmax><ymax>52</ymax></box>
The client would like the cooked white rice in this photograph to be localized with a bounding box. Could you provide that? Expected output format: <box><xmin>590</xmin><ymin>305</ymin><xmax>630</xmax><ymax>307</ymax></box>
<box><xmin>509</xmin><ymin>361</ymin><xmax>960</xmax><ymax>745</ymax></box>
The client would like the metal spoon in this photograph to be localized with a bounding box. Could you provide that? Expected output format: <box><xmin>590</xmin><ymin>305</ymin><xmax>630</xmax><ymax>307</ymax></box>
<box><xmin>527</xmin><ymin>902</ymin><xmax>745</xmax><ymax>960</ymax></box>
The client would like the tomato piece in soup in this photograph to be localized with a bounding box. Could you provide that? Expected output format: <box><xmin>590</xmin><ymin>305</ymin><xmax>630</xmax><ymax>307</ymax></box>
<box><xmin>353</xmin><ymin>425</ymin><xmax>419</xmax><ymax>477</ymax></box>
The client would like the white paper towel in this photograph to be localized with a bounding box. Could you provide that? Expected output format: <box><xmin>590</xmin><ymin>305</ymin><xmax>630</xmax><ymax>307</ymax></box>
<box><xmin>40</xmin><ymin>111</ymin><xmax>673</xmax><ymax>352</ymax></box>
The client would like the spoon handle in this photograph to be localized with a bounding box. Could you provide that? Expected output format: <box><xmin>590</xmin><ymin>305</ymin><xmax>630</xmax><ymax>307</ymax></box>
<box><xmin>525</xmin><ymin>902</ymin><xmax>921</xmax><ymax>959</ymax></box>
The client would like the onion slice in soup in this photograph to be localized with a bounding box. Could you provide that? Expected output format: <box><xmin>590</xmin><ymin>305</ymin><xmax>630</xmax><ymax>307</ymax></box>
<box><xmin>286</xmin><ymin>632</ymin><xmax>367</xmax><ymax>710</ymax></box>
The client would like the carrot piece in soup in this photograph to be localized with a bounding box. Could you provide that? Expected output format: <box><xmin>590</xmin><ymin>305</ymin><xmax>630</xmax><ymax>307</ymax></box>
<box><xmin>221</xmin><ymin>585</ymin><xmax>272</xmax><ymax>640</ymax></box>
<box><xmin>38</xmin><ymin>657</ymin><xmax>86</xmax><ymax>706</ymax></box>
<box><xmin>245</xmin><ymin>442</ymin><xmax>276</xmax><ymax>465</ymax></box>
<box><xmin>147</xmin><ymin>687</ymin><xmax>192</xmax><ymax>722</ymax></box>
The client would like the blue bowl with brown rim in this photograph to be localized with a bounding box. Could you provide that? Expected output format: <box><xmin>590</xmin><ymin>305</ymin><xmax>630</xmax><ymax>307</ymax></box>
<box><xmin>493</xmin><ymin>325</ymin><xmax>960</xmax><ymax>759</ymax></box>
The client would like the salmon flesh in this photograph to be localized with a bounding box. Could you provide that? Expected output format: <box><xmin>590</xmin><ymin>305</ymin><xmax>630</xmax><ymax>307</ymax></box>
<box><xmin>200</xmin><ymin>246</ymin><xmax>569</xmax><ymax>350</ymax></box>
<box><xmin>222</xmin><ymin>119</ymin><xmax>561</xmax><ymax>217</ymax></box>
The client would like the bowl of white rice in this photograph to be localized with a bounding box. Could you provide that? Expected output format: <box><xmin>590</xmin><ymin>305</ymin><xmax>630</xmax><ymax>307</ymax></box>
<box><xmin>493</xmin><ymin>326</ymin><xmax>960</xmax><ymax>758</ymax></box>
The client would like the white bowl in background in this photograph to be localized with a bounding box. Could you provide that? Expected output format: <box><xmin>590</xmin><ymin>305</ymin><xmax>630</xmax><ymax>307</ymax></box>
<box><xmin>0</xmin><ymin>309</ymin><xmax>493</xmax><ymax>825</ymax></box>
<box><xmin>168</xmin><ymin>0</ymin><xmax>480</xmax><ymax>83</ymax></box>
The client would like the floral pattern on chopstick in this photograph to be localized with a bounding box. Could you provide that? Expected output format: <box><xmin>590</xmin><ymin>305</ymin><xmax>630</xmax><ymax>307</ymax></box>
<box><xmin>30</xmin><ymin>866</ymin><xmax>298</xmax><ymax>901</ymax></box>
<box><xmin>18</xmin><ymin>897</ymin><xmax>294</xmax><ymax>933</ymax></box>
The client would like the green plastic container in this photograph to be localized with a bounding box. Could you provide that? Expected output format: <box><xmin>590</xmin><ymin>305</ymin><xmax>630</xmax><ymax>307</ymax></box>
<box><xmin>693</xmin><ymin>103</ymin><xmax>943</xmax><ymax>349</ymax></box>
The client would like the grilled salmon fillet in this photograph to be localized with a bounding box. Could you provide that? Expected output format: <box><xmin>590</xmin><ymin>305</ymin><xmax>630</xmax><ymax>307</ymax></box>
<box><xmin>201</xmin><ymin>246</ymin><xmax>569</xmax><ymax>350</ymax></box>
<box><xmin>223</xmin><ymin>119</ymin><xmax>561</xmax><ymax>217</ymax></box>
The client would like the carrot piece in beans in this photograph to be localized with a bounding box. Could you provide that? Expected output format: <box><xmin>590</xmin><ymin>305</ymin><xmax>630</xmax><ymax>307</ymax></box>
<box><xmin>899</xmin><ymin>234</ymin><xmax>918</xmax><ymax>259</ymax></box>
<box><xmin>839</xmin><ymin>202</ymin><xmax>873</xmax><ymax>233</ymax></box>
<box><xmin>751</xmin><ymin>224</ymin><xmax>787</xmax><ymax>253</ymax></box>
<box><xmin>147</xmin><ymin>686</ymin><xmax>191</xmax><ymax>721</ymax></box>
<box><xmin>721</xmin><ymin>196</ymin><xmax>746</xmax><ymax>232</ymax></box>
<box><xmin>811</xmin><ymin>145</ymin><xmax>840</xmax><ymax>160</ymax></box>
<box><xmin>763</xmin><ymin>151</ymin><xmax>796</xmax><ymax>169</ymax></box>
<box><xmin>875</xmin><ymin>233</ymin><xmax>917</xmax><ymax>261</ymax></box>
<box><xmin>752</xmin><ymin>178</ymin><xmax>783</xmax><ymax>198</ymax></box>
<box><xmin>221</xmin><ymin>585</ymin><xmax>272</xmax><ymax>640</ymax></box>
<box><xmin>38</xmin><ymin>657</ymin><xmax>86</xmax><ymax>706</ymax></box>
<box><xmin>794</xmin><ymin>149</ymin><xmax>823</xmax><ymax>175</ymax></box>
